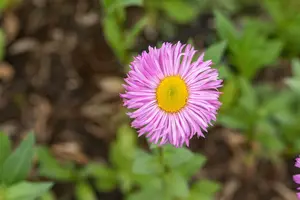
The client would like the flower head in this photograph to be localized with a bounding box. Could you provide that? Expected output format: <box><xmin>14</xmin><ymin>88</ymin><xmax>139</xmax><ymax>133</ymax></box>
<box><xmin>293</xmin><ymin>156</ymin><xmax>300</xmax><ymax>199</ymax></box>
<box><xmin>121</xmin><ymin>42</ymin><xmax>222</xmax><ymax>147</ymax></box>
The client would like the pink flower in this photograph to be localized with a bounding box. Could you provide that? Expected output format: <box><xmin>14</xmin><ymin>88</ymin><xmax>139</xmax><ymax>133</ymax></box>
<box><xmin>121</xmin><ymin>42</ymin><xmax>222</xmax><ymax>147</ymax></box>
<box><xmin>294</xmin><ymin>156</ymin><xmax>300</xmax><ymax>199</ymax></box>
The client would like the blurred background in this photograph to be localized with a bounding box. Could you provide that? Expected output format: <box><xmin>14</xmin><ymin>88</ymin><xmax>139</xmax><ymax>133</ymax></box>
<box><xmin>1</xmin><ymin>0</ymin><xmax>300</xmax><ymax>199</ymax></box>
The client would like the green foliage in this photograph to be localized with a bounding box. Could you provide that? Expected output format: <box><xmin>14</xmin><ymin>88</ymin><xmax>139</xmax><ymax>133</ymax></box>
<box><xmin>0</xmin><ymin>29</ymin><xmax>5</xmax><ymax>61</ymax></box>
<box><xmin>0</xmin><ymin>0</ymin><xmax>9</xmax><ymax>11</ymax></box>
<box><xmin>285</xmin><ymin>59</ymin><xmax>300</xmax><ymax>95</ymax></box>
<box><xmin>215</xmin><ymin>11</ymin><xmax>282</xmax><ymax>79</ymax></box>
<box><xmin>37</xmin><ymin>147</ymin><xmax>77</xmax><ymax>181</ymax></box>
<box><xmin>263</xmin><ymin>0</ymin><xmax>300</xmax><ymax>56</ymax></box>
<box><xmin>75</xmin><ymin>181</ymin><xmax>97</xmax><ymax>200</ymax></box>
<box><xmin>218</xmin><ymin>78</ymin><xmax>294</xmax><ymax>159</ymax></box>
<box><xmin>6</xmin><ymin>181</ymin><xmax>53</xmax><ymax>200</ymax></box>
<box><xmin>204</xmin><ymin>41</ymin><xmax>227</xmax><ymax>65</ymax></box>
<box><xmin>0</xmin><ymin>133</ymin><xmax>35</xmax><ymax>185</ymax></box>
<box><xmin>0</xmin><ymin>133</ymin><xmax>53</xmax><ymax>200</ymax></box>
<box><xmin>0</xmin><ymin>133</ymin><xmax>11</xmax><ymax>166</ymax></box>
<box><xmin>84</xmin><ymin>163</ymin><xmax>117</xmax><ymax>192</ymax></box>
<box><xmin>188</xmin><ymin>180</ymin><xmax>221</xmax><ymax>200</ymax></box>
<box><xmin>101</xmin><ymin>0</ymin><xmax>147</xmax><ymax>65</ymax></box>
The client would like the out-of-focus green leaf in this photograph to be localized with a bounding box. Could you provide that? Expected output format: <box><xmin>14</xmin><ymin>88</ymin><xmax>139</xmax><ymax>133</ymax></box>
<box><xmin>176</xmin><ymin>154</ymin><xmax>206</xmax><ymax>179</ymax></box>
<box><xmin>103</xmin><ymin>16</ymin><xmax>126</xmax><ymax>62</ymax></box>
<box><xmin>109</xmin><ymin>124</ymin><xmax>137</xmax><ymax>169</ymax></box>
<box><xmin>6</xmin><ymin>181</ymin><xmax>52</xmax><ymax>200</ymax></box>
<box><xmin>259</xmin><ymin>90</ymin><xmax>293</xmax><ymax>117</ymax></box>
<box><xmin>187</xmin><ymin>38</ymin><xmax>195</xmax><ymax>46</ymax></box>
<box><xmin>239</xmin><ymin>78</ymin><xmax>258</xmax><ymax>112</ymax></box>
<box><xmin>132</xmin><ymin>150</ymin><xmax>162</xmax><ymax>175</ymax></box>
<box><xmin>286</xmin><ymin>79</ymin><xmax>300</xmax><ymax>94</ymax></box>
<box><xmin>255</xmin><ymin>121</ymin><xmax>284</xmax><ymax>156</ymax></box>
<box><xmin>133</xmin><ymin>174</ymin><xmax>162</xmax><ymax>190</ymax></box>
<box><xmin>162</xmin><ymin>145</ymin><xmax>194</xmax><ymax>168</ymax></box>
<box><xmin>0</xmin><ymin>30</ymin><xmax>5</xmax><ymax>60</ymax></box>
<box><xmin>126</xmin><ymin>186</ymin><xmax>165</xmax><ymax>200</ymax></box>
<box><xmin>39</xmin><ymin>192</ymin><xmax>56</xmax><ymax>200</ymax></box>
<box><xmin>219</xmin><ymin>78</ymin><xmax>238</xmax><ymax>111</ymax></box>
<box><xmin>165</xmin><ymin>171</ymin><xmax>189</xmax><ymax>198</ymax></box>
<box><xmin>291</xmin><ymin>59</ymin><xmax>300</xmax><ymax>77</ymax></box>
<box><xmin>162</xmin><ymin>1</ymin><xmax>199</xmax><ymax>24</ymax></box>
<box><xmin>109</xmin><ymin>124</ymin><xmax>137</xmax><ymax>193</ymax></box>
<box><xmin>204</xmin><ymin>41</ymin><xmax>227</xmax><ymax>65</ymax></box>
<box><xmin>285</xmin><ymin>59</ymin><xmax>300</xmax><ymax>94</ymax></box>
<box><xmin>125</xmin><ymin>17</ymin><xmax>147</xmax><ymax>49</ymax></box>
<box><xmin>85</xmin><ymin>163</ymin><xmax>117</xmax><ymax>192</ymax></box>
<box><xmin>37</xmin><ymin>146</ymin><xmax>76</xmax><ymax>181</ymax></box>
<box><xmin>214</xmin><ymin>11</ymin><xmax>238</xmax><ymax>42</ymax></box>
<box><xmin>217</xmin><ymin>112</ymin><xmax>248</xmax><ymax>130</ymax></box>
<box><xmin>0</xmin><ymin>133</ymin><xmax>35</xmax><ymax>185</ymax></box>
<box><xmin>0</xmin><ymin>133</ymin><xmax>11</xmax><ymax>166</ymax></box>
<box><xmin>118</xmin><ymin>171</ymin><xmax>134</xmax><ymax>193</ymax></box>
<box><xmin>75</xmin><ymin>181</ymin><xmax>97</xmax><ymax>200</ymax></box>
<box><xmin>188</xmin><ymin>179</ymin><xmax>220</xmax><ymax>200</ymax></box>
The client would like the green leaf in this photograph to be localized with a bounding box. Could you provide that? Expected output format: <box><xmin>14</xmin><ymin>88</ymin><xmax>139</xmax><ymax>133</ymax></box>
<box><xmin>192</xmin><ymin>179</ymin><xmax>220</xmax><ymax>195</ymax></box>
<box><xmin>189</xmin><ymin>179</ymin><xmax>220</xmax><ymax>200</ymax></box>
<box><xmin>214</xmin><ymin>11</ymin><xmax>238</xmax><ymax>42</ymax></box>
<box><xmin>286</xmin><ymin>79</ymin><xmax>300</xmax><ymax>94</ymax></box>
<box><xmin>219</xmin><ymin>78</ymin><xmax>238</xmax><ymax>110</ymax></box>
<box><xmin>0</xmin><ymin>0</ymin><xmax>8</xmax><ymax>12</ymax></box>
<box><xmin>125</xmin><ymin>17</ymin><xmax>147</xmax><ymax>49</ymax></box>
<box><xmin>103</xmin><ymin>16</ymin><xmax>126</xmax><ymax>62</ymax></box>
<box><xmin>0</xmin><ymin>133</ymin><xmax>35</xmax><ymax>185</ymax></box>
<box><xmin>291</xmin><ymin>59</ymin><xmax>300</xmax><ymax>77</ymax></box>
<box><xmin>255</xmin><ymin>121</ymin><xmax>284</xmax><ymax>156</ymax></box>
<box><xmin>239</xmin><ymin>77</ymin><xmax>257</xmax><ymax>112</ymax></box>
<box><xmin>165</xmin><ymin>171</ymin><xmax>189</xmax><ymax>198</ymax></box>
<box><xmin>39</xmin><ymin>192</ymin><xmax>55</xmax><ymax>200</ymax></box>
<box><xmin>6</xmin><ymin>181</ymin><xmax>53</xmax><ymax>200</ymax></box>
<box><xmin>162</xmin><ymin>145</ymin><xmax>194</xmax><ymax>168</ymax></box>
<box><xmin>204</xmin><ymin>41</ymin><xmax>227</xmax><ymax>65</ymax></box>
<box><xmin>176</xmin><ymin>153</ymin><xmax>206</xmax><ymax>179</ymax></box>
<box><xmin>132</xmin><ymin>150</ymin><xmax>162</xmax><ymax>175</ymax></box>
<box><xmin>0</xmin><ymin>133</ymin><xmax>11</xmax><ymax>165</ymax></box>
<box><xmin>85</xmin><ymin>163</ymin><xmax>117</xmax><ymax>192</ymax></box>
<box><xmin>75</xmin><ymin>181</ymin><xmax>97</xmax><ymax>200</ymax></box>
<box><xmin>37</xmin><ymin>146</ymin><xmax>76</xmax><ymax>181</ymax></box>
<box><xmin>0</xmin><ymin>29</ymin><xmax>6</xmax><ymax>61</ymax></box>
<box><xmin>259</xmin><ymin>90</ymin><xmax>292</xmax><ymax>117</ymax></box>
<box><xmin>133</xmin><ymin>174</ymin><xmax>162</xmax><ymax>190</ymax></box>
<box><xmin>126</xmin><ymin>186</ymin><xmax>165</xmax><ymax>200</ymax></box>
<box><xmin>162</xmin><ymin>1</ymin><xmax>199</xmax><ymax>24</ymax></box>
<box><xmin>109</xmin><ymin>124</ymin><xmax>137</xmax><ymax>170</ymax></box>
<box><xmin>217</xmin><ymin>113</ymin><xmax>248</xmax><ymax>130</ymax></box>
<box><xmin>187</xmin><ymin>38</ymin><xmax>195</xmax><ymax>46</ymax></box>
<box><xmin>118</xmin><ymin>171</ymin><xmax>135</xmax><ymax>193</ymax></box>
<box><xmin>105</xmin><ymin>0</ymin><xmax>143</xmax><ymax>12</ymax></box>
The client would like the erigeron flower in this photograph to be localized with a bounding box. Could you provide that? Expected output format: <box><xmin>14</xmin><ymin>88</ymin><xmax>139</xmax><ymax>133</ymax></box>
<box><xmin>293</xmin><ymin>156</ymin><xmax>300</xmax><ymax>199</ymax></box>
<box><xmin>121</xmin><ymin>42</ymin><xmax>222</xmax><ymax>147</ymax></box>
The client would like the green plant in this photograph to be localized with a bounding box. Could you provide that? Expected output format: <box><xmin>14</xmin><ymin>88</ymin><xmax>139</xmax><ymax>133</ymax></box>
<box><xmin>36</xmin><ymin>146</ymin><xmax>97</xmax><ymax>200</ymax></box>
<box><xmin>101</xmin><ymin>0</ymin><xmax>147</xmax><ymax>65</ymax></box>
<box><xmin>0</xmin><ymin>0</ymin><xmax>22</xmax><ymax>12</ymax></box>
<box><xmin>263</xmin><ymin>0</ymin><xmax>300</xmax><ymax>56</ymax></box>
<box><xmin>0</xmin><ymin>29</ymin><xmax>5</xmax><ymax>61</ymax></box>
<box><xmin>0</xmin><ymin>133</ymin><xmax>53</xmax><ymax>200</ymax></box>
<box><xmin>217</xmin><ymin>77</ymin><xmax>294</xmax><ymax>159</ymax></box>
<box><xmin>85</xmin><ymin>124</ymin><xmax>221</xmax><ymax>200</ymax></box>
<box><xmin>214</xmin><ymin>11</ymin><xmax>282</xmax><ymax>79</ymax></box>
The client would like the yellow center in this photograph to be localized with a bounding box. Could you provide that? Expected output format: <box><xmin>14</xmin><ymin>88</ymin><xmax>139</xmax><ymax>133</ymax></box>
<box><xmin>156</xmin><ymin>76</ymin><xmax>189</xmax><ymax>113</ymax></box>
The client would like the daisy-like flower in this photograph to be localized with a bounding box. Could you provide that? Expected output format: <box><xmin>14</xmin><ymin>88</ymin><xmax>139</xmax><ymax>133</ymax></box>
<box><xmin>293</xmin><ymin>156</ymin><xmax>300</xmax><ymax>199</ymax></box>
<box><xmin>121</xmin><ymin>42</ymin><xmax>222</xmax><ymax>147</ymax></box>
